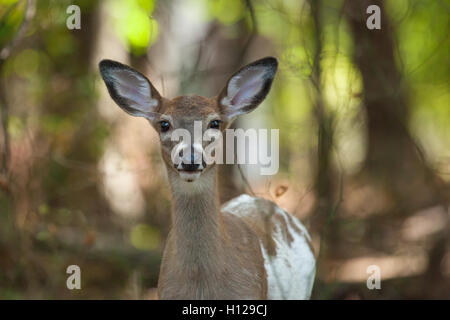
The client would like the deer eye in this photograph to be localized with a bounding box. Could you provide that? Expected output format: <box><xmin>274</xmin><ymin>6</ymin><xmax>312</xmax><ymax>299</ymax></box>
<box><xmin>160</xmin><ymin>121</ymin><xmax>171</xmax><ymax>132</ymax></box>
<box><xmin>208</xmin><ymin>120</ymin><xmax>221</xmax><ymax>129</ymax></box>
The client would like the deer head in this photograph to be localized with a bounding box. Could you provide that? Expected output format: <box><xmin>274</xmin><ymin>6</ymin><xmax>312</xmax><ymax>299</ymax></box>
<box><xmin>99</xmin><ymin>57</ymin><xmax>278</xmax><ymax>183</ymax></box>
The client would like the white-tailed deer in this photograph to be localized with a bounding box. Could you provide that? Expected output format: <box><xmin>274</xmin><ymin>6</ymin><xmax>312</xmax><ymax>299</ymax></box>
<box><xmin>99</xmin><ymin>57</ymin><xmax>316</xmax><ymax>299</ymax></box>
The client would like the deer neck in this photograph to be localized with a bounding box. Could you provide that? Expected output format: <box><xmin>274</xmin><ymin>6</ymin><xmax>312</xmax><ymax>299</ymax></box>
<box><xmin>167</xmin><ymin>167</ymin><xmax>227</xmax><ymax>273</ymax></box>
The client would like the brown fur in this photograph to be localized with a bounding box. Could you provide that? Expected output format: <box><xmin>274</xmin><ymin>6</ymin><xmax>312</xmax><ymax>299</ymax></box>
<box><xmin>155</xmin><ymin>96</ymin><xmax>273</xmax><ymax>299</ymax></box>
<box><xmin>158</xmin><ymin>167</ymin><xmax>267</xmax><ymax>299</ymax></box>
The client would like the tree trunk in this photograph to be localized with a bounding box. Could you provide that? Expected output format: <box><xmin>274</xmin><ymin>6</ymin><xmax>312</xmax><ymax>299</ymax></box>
<box><xmin>307</xmin><ymin>0</ymin><xmax>335</xmax><ymax>234</ymax></box>
<box><xmin>344</xmin><ymin>0</ymin><xmax>446</xmax><ymax>208</ymax></box>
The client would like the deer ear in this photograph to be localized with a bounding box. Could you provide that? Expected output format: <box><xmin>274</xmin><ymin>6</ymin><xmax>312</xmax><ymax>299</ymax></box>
<box><xmin>218</xmin><ymin>57</ymin><xmax>278</xmax><ymax>122</ymax></box>
<box><xmin>99</xmin><ymin>59</ymin><xmax>162</xmax><ymax>121</ymax></box>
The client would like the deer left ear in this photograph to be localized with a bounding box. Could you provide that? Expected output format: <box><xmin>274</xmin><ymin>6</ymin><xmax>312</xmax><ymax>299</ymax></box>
<box><xmin>218</xmin><ymin>57</ymin><xmax>278</xmax><ymax>122</ymax></box>
<box><xmin>99</xmin><ymin>59</ymin><xmax>162</xmax><ymax>121</ymax></box>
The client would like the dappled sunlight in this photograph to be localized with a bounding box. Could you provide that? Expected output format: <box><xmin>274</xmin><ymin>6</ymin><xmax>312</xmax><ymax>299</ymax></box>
<box><xmin>99</xmin><ymin>144</ymin><xmax>146</xmax><ymax>219</ymax></box>
<box><xmin>401</xmin><ymin>206</ymin><xmax>449</xmax><ymax>242</ymax></box>
<box><xmin>323</xmin><ymin>253</ymin><xmax>428</xmax><ymax>283</ymax></box>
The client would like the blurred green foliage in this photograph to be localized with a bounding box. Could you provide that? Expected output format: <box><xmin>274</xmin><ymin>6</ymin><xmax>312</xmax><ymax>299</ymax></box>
<box><xmin>111</xmin><ymin>0</ymin><xmax>159</xmax><ymax>56</ymax></box>
<box><xmin>207</xmin><ymin>0</ymin><xmax>245</xmax><ymax>25</ymax></box>
<box><xmin>130</xmin><ymin>224</ymin><xmax>161</xmax><ymax>251</ymax></box>
<box><xmin>0</xmin><ymin>0</ymin><xmax>24</xmax><ymax>48</ymax></box>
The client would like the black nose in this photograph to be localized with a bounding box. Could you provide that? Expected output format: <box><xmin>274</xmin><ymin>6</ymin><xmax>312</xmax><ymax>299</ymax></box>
<box><xmin>181</xmin><ymin>163</ymin><xmax>200</xmax><ymax>171</ymax></box>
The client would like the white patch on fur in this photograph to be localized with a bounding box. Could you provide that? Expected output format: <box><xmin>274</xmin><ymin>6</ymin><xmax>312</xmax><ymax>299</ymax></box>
<box><xmin>223</xmin><ymin>194</ymin><xmax>316</xmax><ymax>300</ymax></box>
<box><xmin>262</xmin><ymin>209</ymin><xmax>316</xmax><ymax>300</ymax></box>
<box><xmin>178</xmin><ymin>170</ymin><xmax>201</xmax><ymax>182</ymax></box>
<box><xmin>222</xmin><ymin>194</ymin><xmax>257</xmax><ymax>213</ymax></box>
<box><xmin>170</xmin><ymin>167</ymin><xmax>215</xmax><ymax>195</ymax></box>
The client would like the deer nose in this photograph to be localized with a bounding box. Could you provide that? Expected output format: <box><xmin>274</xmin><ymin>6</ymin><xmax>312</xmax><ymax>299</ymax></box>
<box><xmin>174</xmin><ymin>143</ymin><xmax>204</xmax><ymax>171</ymax></box>
<box><xmin>181</xmin><ymin>146</ymin><xmax>201</xmax><ymax>171</ymax></box>
<box><xmin>181</xmin><ymin>162</ymin><xmax>200</xmax><ymax>171</ymax></box>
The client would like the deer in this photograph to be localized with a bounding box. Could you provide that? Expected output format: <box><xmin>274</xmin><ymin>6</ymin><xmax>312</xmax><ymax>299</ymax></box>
<box><xmin>99</xmin><ymin>57</ymin><xmax>316</xmax><ymax>299</ymax></box>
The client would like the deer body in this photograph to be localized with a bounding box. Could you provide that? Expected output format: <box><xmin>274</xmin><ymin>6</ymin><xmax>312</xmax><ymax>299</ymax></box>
<box><xmin>99</xmin><ymin>57</ymin><xmax>316</xmax><ymax>299</ymax></box>
<box><xmin>159</xmin><ymin>165</ymin><xmax>315</xmax><ymax>299</ymax></box>
<box><xmin>158</xmin><ymin>167</ymin><xmax>268</xmax><ymax>299</ymax></box>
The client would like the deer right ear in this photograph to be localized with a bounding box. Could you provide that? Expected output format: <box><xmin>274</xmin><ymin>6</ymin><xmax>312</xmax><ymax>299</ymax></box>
<box><xmin>218</xmin><ymin>57</ymin><xmax>278</xmax><ymax>122</ymax></box>
<box><xmin>99</xmin><ymin>59</ymin><xmax>162</xmax><ymax>121</ymax></box>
